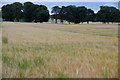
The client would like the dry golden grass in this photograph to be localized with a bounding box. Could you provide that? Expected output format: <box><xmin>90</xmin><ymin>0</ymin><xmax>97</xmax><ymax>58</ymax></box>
<box><xmin>0</xmin><ymin>22</ymin><xmax>2</xmax><ymax>79</ymax></box>
<box><xmin>2</xmin><ymin>22</ymin><xmax>118</xmax><ymax>78</ymax></box>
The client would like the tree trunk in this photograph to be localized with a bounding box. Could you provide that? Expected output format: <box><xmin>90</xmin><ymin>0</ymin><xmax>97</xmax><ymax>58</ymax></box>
<box><xmin>55</xmin><ymin>19</ymin><xmax>57</xmax><ymax>24</ymax></box>
<box><xmin>87</xmin><ymin>21</ymin><xmax>89</xmax><ymax>24</ymax></box>
<box><xmin>69</xmin><ymin>21</ymin><xmax>70</xmax><ymax>24</ymax></box>
<box><xmin>103</xmin><ymin>22</ymin><xmax>106</xmax><ymax>24</ymax></box>
<box><xmin>61</xmin><ymin>20</ymin><xmax>63</xmax><ymax>24</ymax></box>
<box><xmin>16</xmin><ymin>18</ymin><xmax>19</xmax><ymax>22</ymax></box>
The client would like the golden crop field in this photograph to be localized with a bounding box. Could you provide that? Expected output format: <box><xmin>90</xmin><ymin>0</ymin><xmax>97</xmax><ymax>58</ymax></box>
<box><xmin>0</xmin><ymin>22</ymin><xmax>2</xmax><ymax>79</ymax></box>
<box><xmin>2</xmin><ymin>22</ymin><xmax>118</xmax><ymax>78</ymax></box>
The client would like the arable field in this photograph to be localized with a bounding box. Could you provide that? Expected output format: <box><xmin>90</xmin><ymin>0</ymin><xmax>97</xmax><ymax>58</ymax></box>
<box><xmin>0</xmin><ymin>22</ymin><xmax>2</xmax><ymax>79</ymax></box>
<box><xmin>2</xmin><ymin>22</ymin><xmax>118</xmax><ymax>78</ymax></box>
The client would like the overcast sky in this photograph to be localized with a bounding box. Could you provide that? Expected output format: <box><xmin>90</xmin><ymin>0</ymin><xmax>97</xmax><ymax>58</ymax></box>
<box><xmin>1</xmin><ymin>0</ymin><xmax>119</xmax><ymax>2</ymax></box>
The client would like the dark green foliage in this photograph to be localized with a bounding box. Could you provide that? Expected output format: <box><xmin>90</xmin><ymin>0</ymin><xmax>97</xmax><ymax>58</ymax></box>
<box><xmin>58</xmin><ymin>5</ymin><xmax>77</xmax><ymax>24</ymax></box>
<box><xmin>2</xmin><ymin>2</ymin><xmax>23</xmax><ymax>22</ymax></box>
<box><xmin>76</xmin><ymin>6</ymin><xmax>87</xmax><ymax>24</ymax></box>
<box><xmin>57</xmin><ymin>5</ymin><xmax>120</xmax><ymax>24</ymax></box>
<box><xmin>2</xmin><ymin>4</ymin><xmax>14</xmax><ymax>21</ymax></box>
<box><xmin>65</xmin><ymin>5</ymin><xmax>77</xmax><ymax>24</ymax></box>
<box><xmin>51</xmin><ymin>6</ymin><xmax>61</xmax><ymax>23</ymax></box>
<box><xmin>23</xmin><ymin>2</ymin><xmax>36</xmax><ymax>22</ymax></box>
<box><xmin>2</xmin><ymin>2</ymin><xmax>49</xmax><ymax>23</ymax></box>
<box><xmin>2</xmin><ymin>2</ymin><xmax>120</xmax><ymax>23</ymax></box>
<box><xmin>59</xmin><ymin>6</ymin><xmax>67</xmax><ymax>24</ymax></box>
<box><xmin>34</xmin><ymin>5</ymin><xmax>49</xmax><ymax>23</ymax></box>
<box><xmin>58</xmin><ymin>5</ymin><xmax>88</xmax><ymax>24</ymax></box>
<box><xmin>12</xmin><ymin>2</ymin><xmax>23</xmax><ymax>22</ymax></box>
<box><xmin>97</xmin><ymin>6</ymin><xmax>120</xmax><ymax>23</ymax></box>
<box><xmin>86</xmin><ymin>9</ymin><xmax>95</xmax><ymax>24</ymax></box>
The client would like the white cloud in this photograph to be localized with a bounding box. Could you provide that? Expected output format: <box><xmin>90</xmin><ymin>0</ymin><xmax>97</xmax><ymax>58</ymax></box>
<box><xmin>104</xmin><ymin>3</ymin><xmax>117</xmax><ymax>6</ymax></box>
<box><xmin>1</xmin><ymin>0</ymin><xmax>119</xmax><ymax>2</ymax></box>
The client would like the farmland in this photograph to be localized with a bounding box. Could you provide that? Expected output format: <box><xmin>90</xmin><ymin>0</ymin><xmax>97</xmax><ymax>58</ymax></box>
<box><xmin>2</xmin><ymin>22</ymin><xmax>118</xmax><ymax>78</ymax></box>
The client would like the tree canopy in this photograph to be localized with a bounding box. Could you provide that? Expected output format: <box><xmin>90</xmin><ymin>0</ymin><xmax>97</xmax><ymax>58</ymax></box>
<box><xmin>2</xmin><ymin>2</ymin><xmax>120</xmax><ymax>24</ymax></box>
<box><xmin>97</xmin><ymin>6</ymin><xmax>120</xmax><ymax>23</ymax></box>
<box><xmin>51</xmin><ymin>6</ymin><xmax>61</xmax><ymax>23</ymax></box>
<box><xmin>34</xmin><ymin>5</ymin><xmax>49</xmax><ymax>23</ymax></box>
<box><xmin>2</xmin><ymin>2</ymin><xmax>49</xmax><ymax>23</ymax></box>
<box><xmin>2</xmin><ymin>4</ymin><xmax>14</xmax><ymax>21</ymax></box>
<box><xmin>12</xmin><ymin>2</ymin><xmax>23</xmax><ymax>22</ymax></box>
<box><xmin>56</xmin><ymin>5</ymin><xmax>120</xmax><ymax>24</ymax></box>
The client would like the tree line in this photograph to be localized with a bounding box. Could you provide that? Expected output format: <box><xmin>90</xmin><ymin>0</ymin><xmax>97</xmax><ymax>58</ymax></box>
<box><xmin>2</xmin><ymin>2</ymin><xmax>49</xmax><ymax>23</ymax></box>
<box><xmin>2</xmin><ymin>2</ymin><xmax>120</xmax><ymax>24</ymax></box>
<box><xmin>51</xmin><ymin>5</ymin><xmax>120</xmax><ymax>24</ymax></box>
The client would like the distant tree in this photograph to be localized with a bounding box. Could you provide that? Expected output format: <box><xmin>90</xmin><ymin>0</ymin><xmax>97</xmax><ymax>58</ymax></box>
<box><xmin>59</xmin><ymin>6</ymin><xmax>67</xmax><ymax>24</ymax></box>
<box><xmin>77</xmin><ymin>6</ymin><xmax>87</xmax><ymax>24</ymax></box>
<box><xmin>109</xmin><ymin>7</ymin><xmax>120</xmax><ymax>23</ymax></box>
<box><xmin>86</xmin><ymin>9</ymin><xmax>95</xmax><ymax>24</ymax></box>
<box><xmin>2</xmin><ymin>2</ymin><xmax>49</xmax><ymax>23</ymax></box>
<box><xmin>34</xmin><ymin>5</ymin><xmax>49</xmax><ymax>23</ymax></box>
<box><xmin>65</xmin><ymin>5</ymin><xmax>76</xmax><ymax>24</ymax></box>
<box><xmin>51</xmin><ymin>6</ymin><xmax>61</xmax><ymax>23</ymax></box>
<box><xmin>64</xmin><ymin>6</ymin><xmax>88</xmax><ymax>24</ymax></box>
<box><xmin>2</xmin><ymin>2</ymin><xmax>120</xmax><ymax>24</ymax></box>
<box><xmin>118</xmin><ymin>11</ymin><xmax>120</xmax><ymax>23</ymax></box>
<box><xmin>2</xmin><ymin>4</ymin><xmax>14</xmax><ymax>21</ymax></box>
<box><xmin>23</xmin><ymin>2</ymin><xmax>36</xmax><ymax>22</ymax></box>
<box><xmin>97</xmin><ymin>6</ymin><xmax>120</xmax><ymax>24</ymax></box>
<box><xmin>64</xmin><ymin>6</ymin><xmax>87</xmax><ymax>24</ymax></box>
<box><xmin>12</xmin><ymin>2</ymin><xmax>23</xmax><ymax>22</ymax></box>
